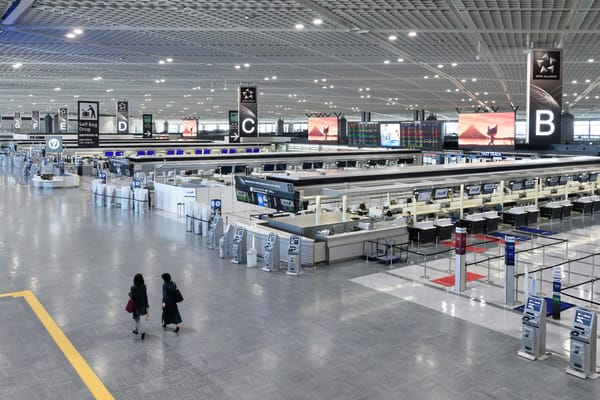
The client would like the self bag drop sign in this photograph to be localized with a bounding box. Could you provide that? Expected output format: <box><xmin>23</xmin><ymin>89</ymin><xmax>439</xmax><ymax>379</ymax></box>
<box><xmin>527</xmin><ymin>49</ymin><xmax>562</xmax><ymax>145</ymax></box>
<box><xmin>238</xmin><ymin>85</ymin><xmax>257</xmax><ymax>138</ymax></box>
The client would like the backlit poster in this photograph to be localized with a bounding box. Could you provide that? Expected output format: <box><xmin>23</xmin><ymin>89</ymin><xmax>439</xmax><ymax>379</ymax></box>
<box><xmin>238</xmin><ymin>85</ymin><xmax>258</xmax><ymax>137</ymax></box>
<box><xmin>380</xmin><ymin>122</ymin><xmax>401</xmax><ymax>147</ymax></box>
<box><xmin>182</xmin><ymin>119</ymin><xmax>198</xmax><ymax>137</ymax></box>
<box><xmin>458</xmin><ymin>112</ymin><xmax>515</xmax><ymax>150</ymax></box>
<box><xmin>229</xmin><ymin>110</ymin><xmax>239</xmax><ymax>143</ymax></box>
<box><xmin>308</xmin><ymin>117</ymin><xmax>338</xmax><ymax>142</ymax></box>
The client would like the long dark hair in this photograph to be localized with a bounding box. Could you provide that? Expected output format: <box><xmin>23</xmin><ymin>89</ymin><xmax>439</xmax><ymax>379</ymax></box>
<box><xmin>133</xmin><ymin>273</ymin><xmax>144</xmax><ymax>286</ymax></box>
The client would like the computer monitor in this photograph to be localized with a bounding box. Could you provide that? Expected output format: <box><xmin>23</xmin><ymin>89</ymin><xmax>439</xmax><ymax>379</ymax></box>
<box><xmin>433</xmin><ymin>188</ymin><xmax>449</xmax><ymax>200</ymax></box>
<box><xmin>589</xmin><ymin>172</ymin><xmax>598</xmax><ymax>182</ymax></box>
<box><xmin>147</xmin><ymin>150</ymin><xmax>155</xmax><ymax>156</ymax></box>
<box><xmin>558</xmin><ymin>175</ymin><xmax>569</xmax><ymax>185</ymax></box>
<box><xmin>466</xmin><ymin>185</ymin><xmax>481</xmax><ymax>196</ymax></box>
<box><xmin>313</xmin><ymin>161</ymin><xmax>324</xmax><ymax>169</ymax></box>
<box><xmin>545</xmin><ymin>176</ymin><xmax>559</xmax><ymax>186</ymax></box>
<box><xmin>253</xmin><ymin>148</ymin><xmax>260</xmax><ymax>153</ymax></box>
<box><xmin>415</xmin><ymin>190</ymin><xmax>432</xmax><ymax>203</ymax></box>
<box><xmin>302</xmin><ymin>162</ymin><xmax>312</xmax><ymax>170</ymax></box>
<box><xmin>575</xmin><ymin>309</ymin><xmax>593</xmax><ymax>326</ymax></box>
<box><xmin>136</xmin><ymin>150</ymin><xmax>146</xmax><ymax>156</ymax></box>
<box><xmin>203</xmin><ymin>149</ymin><xmax>211</xmax><ymax>155</ymax></box>
<box><xmin>219</xmin><ymin>166</ymin><xmax>233</xmax><ymax>174</ymax></box>
<box><xmin>509</xmin><ymin>180</ymin><xmax>523</xmax><ymax>191</ymax></box>
<box><xmin>115</xmin><ymin>151</ymin><xmax>124</xmax><ymax>157</ymax></box>
<box><xmin>195</xmin><ymin>149</ymin><xmax>203</xmax><ymax>155</ymax></box>
<box><xmin>482</xmin><ymin>183</ymin><xmax>497</xmax><ymax>194</ymax></box>
<box><xmin>275</xmin><ymin>163</ymin><xmax>287</xmax><ymax>171</ymax></box>
<box><xmin>377</xmin><ymin>159</ymin><xmax>387</xmax><ymax>166</ymax></box>
<box><xmin>167</xmin><ymin>149</ymin><xmax>175</xmax><ymax>155</ymax></box>
<box><xmin>346</xmin><ymin>160</ymin><xmax>357</xmax><ymax>167</ymax></box>
<box><xmin>579</xmin><ymin>173</ymin><xmax>589</xmax><ymax>183</ymax></box>
<box><xmin>246</xmin><ymin>148</ymin><xmax>253</xmax><ymax>153</ymax></box>
<box><xmin>263</xmin><ymin>164</ymin><xmax>275</xmax><ymax>172</ymax></box>
<box><xmin>104</xmin><ymin>151</ymin><xmax>114</xmax><ymax>157</ymax></box>
<box><xmin>523</xmin><ymin>179</ymin><xmax>535</xmax><ymax>190</ymax></box>
<box><xmin>229</xmin><ymin>148</ymin><xmax>236</xmax><ymax>154</ymax></box>
<box><xmin>336</xmin><ymin>160</ymin><xmax>347</xmax><ymax>168</ymax></box>
<box><xmin>221</xmin><ymin>149</ymin><xmax>228</xmax><ymax>154</ymax></box>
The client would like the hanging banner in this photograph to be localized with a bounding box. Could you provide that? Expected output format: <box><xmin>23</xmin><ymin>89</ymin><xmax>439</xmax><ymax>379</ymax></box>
<box><xmin>527</xmin><ymin>49</ymin><xmax>562</xmax><ymax>145</ymax></box>
<box><xmin>78</xmin><ymin>101</ymin><xmax>99</xmax><ymax>147</ymax></box>
<box><xmin>31</xmin><ymin>111</ymin><xmax>40</xmax><ymax>133</ymax></box>
<box><xmin>13</xmin><ymin>112</ymin><xmax>22</xmax><ymax>132</ymax></box>
<box><xmin>142</xmin><ymin>114</ymin><xmax>153</xmax><ymax>138</ymax></box>
<box><xmin>238</xmin><ymin>85</ymin><xmax>257</xmax><ymax>138</ymax></box>
<box><xmin>229</xmin><ymin>110</ymin><xmax>239</xmax><ymax>143</ymax></box>
<box><xmin>58</xmin><ymin>107</ymin><xmax>68</xmax><ymax>133</ymax></box>
<box><xmin>182</xmin><ymin>119</ymin><xmax>198</xmax><ymax>137</ymax></box>
<box><xmin>116</xmin><ymin>101</ymin><xmax>129</xmax><ymax>134</ymax></box>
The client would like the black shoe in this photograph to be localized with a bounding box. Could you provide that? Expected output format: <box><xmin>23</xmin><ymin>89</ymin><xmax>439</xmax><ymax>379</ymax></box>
<box><xmin>132</xmin><ymin>329</ymin><xmax>138</xmax><ymax>335</ymax></box>
<box><xmin>141</xmin><ymin>332</ymin><xmax>146</xmax><ymax>340</ymax></box>
<box><xmin>174</xmin><ymin>326</ymin><xmax>180</xmax><ymax>333</ymax></box>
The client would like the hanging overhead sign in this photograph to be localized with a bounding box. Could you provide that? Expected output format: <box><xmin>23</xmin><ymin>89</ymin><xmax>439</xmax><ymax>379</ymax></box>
<box><xmin>45</xmin><ymin>135</ymin><xmax>63</xmax><ymax>153</ymax></box>
<box><xmin>116</xmin><ymin>101</ymin><xmax>129</xmax><ymax>134</ymax></box>
<box><xmin>527</xmin><ymin>49</ymin><xmax>562</xmax><ymax>145</ymax></box>
<box><xmin>142</xmin><ymin>114</ymin><xmax>153</xmax><ymax>138</ymax></box>
<box><xmin>31</xmin><ymin>111</ymin><xmax>40</xmax><ymax>133</ymax></box>
<box><xmin>229</xmin><ymin>110</ymin><xmax>239</xmax><ymax>143</ymax></box>
<box><xmin>58</xmin><ymin>107</ymin><xmax>68</xmax><ymax>133</ymax></box>
<box><xmin>77</xmin><ymin>101</ymin><xmax>99</xmax><ymax>147</ymax></box>
<box><xmin>13</xmin><ymin>112</ymin><xmax>22</xmax><ymax>131</ymax></box>
<box><xmin>238</xmin><ymin>85</ymin><xmax>257</xmax><ymax>138</ymax></box>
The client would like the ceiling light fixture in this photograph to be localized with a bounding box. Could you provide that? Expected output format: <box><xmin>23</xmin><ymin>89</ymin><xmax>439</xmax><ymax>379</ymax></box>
<box><xmin>313</xmin><ymin>18</ymin><xmax>322</xmax><ymax>25</ymax></box>
<box><xmin>408</xmin><ymin>31</ymin><xmax>417</xmax><ymax>37</ymax></box>
<box><xmin>12</xmin><ymin>62</ymin><xmax>22</xmax><ymax>69</ymax></box>
<box><xmin>397</xmin><ymin>58</ymin><xmax>404</xmax><ymax>62</ymax></box>
<box><xmin>166</xmin><ymin>58</ymin><xmax>173</xmax><ymax>63</ymax></box>
<box><xmin>451</xmin><ymin>62</ymin><xmax>458</xmax><ymax>67</ymax></box>
<box><xmin>243</xmin><ymin>63</ymin><xmax>250</xmax><ymax>68</ymax></box>
<box><xmin>234</xmin><ymin>65</ymin><xmax>241</xmax><ymax>69</ymax></box>
<box><xmin>388</xmin><ymin>35</ymin><xmax>397</xmax><ymax>41</ymax></box>
<box><xmin>73</xmin><ymin>28</ymin><xmax>83</xmax><ymax>35</ymax></box>
<box><xmin>383</xmin><ymin>60</ymin><xmax>390</xmax><ymax>64</ymax></box>
<box><xmin>588</xmin><ymin>58</ymin><xmax>595</xmax><ymax>63</ymax></box>
<box><xmin>295</xmin><ymin>23</ymin><xmax>305</xmax><ymax>30</ymax></box>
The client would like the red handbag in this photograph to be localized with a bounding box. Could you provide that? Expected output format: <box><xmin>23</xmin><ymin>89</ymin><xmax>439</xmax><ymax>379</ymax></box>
<box><xmin>125</xmin><ymin>297</ymin><xmax>134</xmax><ymax>313</ymax></box>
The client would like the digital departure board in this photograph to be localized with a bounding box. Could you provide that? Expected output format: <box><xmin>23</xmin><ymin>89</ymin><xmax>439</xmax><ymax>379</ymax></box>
<box><xmin>346</xmin><ymin>122</ymin><xmax>380</xmax><ymax>147</ymax></box>
<box><xmin>400</xmin><ymin>121</ymin><xmax>442</xmax><ymax>150</ymax></box>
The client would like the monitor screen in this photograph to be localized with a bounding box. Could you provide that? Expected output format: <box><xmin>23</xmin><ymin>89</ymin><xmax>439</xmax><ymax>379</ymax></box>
<box><xmin>458</xmin><ymin>112</ymin><xmax>515</xmax><ymax>150</ymax></box>
<box><xmin>526</xmin><ymin>297</ymin><xmax>542</xmax><ymax>313</ymax></box>
<box><xmin>509</xmin><ymin>180</ymin><xmax>523</xmax><ymax>191</ymax></box>
<box><xmin>545</xmin><ymin>176</ymin><xmax>559</xmax><ymax>186</ymax></box>
<box><xmin>575</xmin><ymin>309</ymin><xmax>593</xmax><ymax>327</ymax></box>
<box><xmin>221</xmin><ymin>149</ymin><xmax>228</xmax><ymax>154</ymax></box>
<box><xmin>219</xmin><ymin>166</ymin><xmax>233</xmax><ymax>174</ymax></box>
<box><xmin>115</xmin><ymin>151</ymin><xmax>124</xmax><ymax>156</ymax></box>
<box><xmin>195</xmin><ymin>149</ymin><xmax>203</xmax><ymax>155</ymax></box>
<box><xmin>433</xmin><ymin>188</ymin><xmax>449</xmax><ymax>200</ymax></box>
<box><xmin>203</xmin><ymin>149</ymin><xmax>211</xmax><ymax>155</ymax></box>
<box><xmin>136</xmin><ymin>150</ymin><xmax>146</xmax><ymax>156</ymax></box>
<box><xmin>256</xmin><ymin>192</ymin><xmax>268</xmax><ymax>207</ymax></box>
<box><xmin>275</xmin><ymin>163</ymin><xmax>287</xmax><ymax>171</ymax></box>
<box><xmin>346</xmin><ymin>121</ymin><xmax>380</xmax><ymax>147</ymax></box>
<box><xmin>104</xmin><ymin>151</ymin><xmax>114</xmax><ymax>157</ymax></box>
<box><xmin>234</xmin><ymin>165</ymin><xmax>246</xmax><ymax>173</ymax></box>
<box><xmin>466</xmin><ymin>185</ymin><xmax>481</xmax><ymax>196</ymax></box>
<box><xmin>590</xmin><ymin>172</ymin><xmax>598</xmax><ymax>182</ymax></box>
<box><xmin>415</xmin><ymin>190</ymin><xmax>432</xmax><ymax>202</ymax></box>
<box><xmin>147</xmin><ymin>150</ymin><xmax>155</xmax><ymax>156</ymax></box>
<box><xmin>263</xmin><ymin>164</ymin><xmax>275</xmax><ymax>172</ymax></box>
<box><xmin>167</xmin><ymin>149</ymin><xmax>175</xmax><ymax>155</ymax></box>
<box><xmin>347</xmin><ymin>160</ymin><xmax>357</xmax><ymax>167</ymax></box>
<box><xmin>253</xmin><ymin>148</ymin><xmax>260</xmax><ymax>153</ymax></box>
<box><xmin>308</xmin><ymin>117</ymin><xmax>339</xmax><ymax>142</ymax></box>
<box><xmin>245</xmin><ymin>148</ymin><xmax>253</xmax><ymax>153</ymax></box>
<box><xmin>579</xmin><ymin>173</ymin><xmax>589</xmax><ymax>182</ymax></box>
<box><xmin>482</xmin><ymin>183</ymin><xmax>497</xmax><ymax>194</ymax></box>
<box><xmin>380</xmin><ymin>123</ymin><xmax>401</xmax><ymax>147</ymax></box>
<box><xmin>175</xmin><ymin>149</ymin><xmax>184</xmax><ymax>155</ymax></box>
<box><xmin>229</xmin><ymin>149</ymin><xmax>236</xmax><ymax>154</ymax></box>
<box><xmin>336</xmin><ymin>160</ymin><xmax>347</xmax><ymax>168</ymax></box>
<box><xmin>302</xmin><ymin>162</ymin><xmax>312</xmax><ymax>170</ymax></box>
<box><xmin>558</xmin><ymin>175</ymin><xmax>569</xmax><ymax>185</ymax></box>
<box><xmin>400</xmin><ymin>121</ymin><xmax>442</xmax><ymax>150</ymax></box>
<box><xmin>523</xmin><ymin>179</ymin><xmax>535</xmax><ymax>189</ymax></box>
<box><xmin>313</xmin><ymin>161</ymin><xmax>324</xmax><ymax>169</ymax></box>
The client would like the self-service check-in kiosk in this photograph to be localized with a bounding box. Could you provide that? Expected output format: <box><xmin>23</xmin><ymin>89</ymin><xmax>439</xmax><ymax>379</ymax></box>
<box><xmin>566</xmin><ymin>308</ymin><xmax>598</xmax><ymax>379</ymax></box>
<box><xmin>262</xmin><ymin>232</ymin><xmax>280</xmax><ymax>272</ymax></box>
<box><xmin>518</xmin><ymin>295</ymin><xmax>548</xmax><ymax>361</ymax></box>
<box><xmin>286</xmin><ymin>235</ymin><xmax>302</xmax><ymax>276</ymax></box>
<box><xmin>231</xmin><ymin>226</ymin><xmax>247</xmax><ymax>264</ymax></box>
<box><xmin>219</xmin><ymin>224</ymin><xmax>234</xmax><ymax>259</ymax></box>
<box><xmin>207</xmin><ymin>216</ymin><xmax>223</xmax><ymax>249</ymax></box>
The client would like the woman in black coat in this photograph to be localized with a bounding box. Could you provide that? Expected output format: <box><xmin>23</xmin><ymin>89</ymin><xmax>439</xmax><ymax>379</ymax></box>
<box><xmin>161</xmin><ymin>273</ymin><xmax>182</xmax><ymax>332</ymax></box>
<box><xmin>130</xmin><ymin>273</ymin><xmax>149</xmax><ymax>340</ymax></box>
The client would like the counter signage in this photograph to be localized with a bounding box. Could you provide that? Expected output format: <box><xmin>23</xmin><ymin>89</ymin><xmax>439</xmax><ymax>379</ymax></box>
<box><xmin>234</xmin><ymin>176</ymin><xmax>299</xmax><ymax>212</ymax></box>
<box><xmin>238</xmin><ymin>85</ymin><xmax>257</xmax><ymax>138</ymax></box>
<box><xmin>77</xmin><ymin>101</ymin><xmax>99</xmax><ymax>147</ymax></box>
<box><xmin>59</xmin><ymin>107</ymin><xmax>68</xmax><ymax>133</ymax></box>
<box><xmin>31</xmin><ymin>111</ymin><xmax>40</xmax><ymax>133</ymax></box>
<box><xmin>142</xmin><ymin>114</ymin><xmax>153</xmax><ymax>138</ymax></box>
<box><xmin>116</xmin><ymin>101</ymin><xmax>129</xmax><ymax>134</ymax></box>
<box><xmin>455</xmin><ymin>227</ymin><xmax>466</xmax><ymax>255</ymax></box>
<box><xmin>505</xmin><ymin>235</ymin><xmax>515</xmax><ymax>266</ymax></box>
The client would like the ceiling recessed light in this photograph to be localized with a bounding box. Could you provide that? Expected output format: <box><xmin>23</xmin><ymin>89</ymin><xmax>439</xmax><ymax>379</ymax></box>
<box><xmin>271</xmin><ymin>76</ymin><xmax>277</xmax><ymax>79</ymax></box>
<box><xmin>471</xmin><ymin>78</ymin><xmax>477</xmax><ymax>82</ymax></box>
<box><xmin>572</xmin><ymin>80</ymin><xmax>577</xmax><ymax>84</ymax></box>
<box><xmin>461</xmin><ymin>79</ymin><xmax>466</xmax><ymax>83</ymax></box>
<box><xmin>166</xmin><ymin>58</ymin><xmax>173</xmax><ymax>63</ymax></box>
<box><xmin>65</xmin><ymin>33</ymin><xmax>76</xmax><ymax>39</ymax></box>
<box><xmin>158</xmin><ymin>60</ymin><xmax>165</xmax><ymax>64</ymax></box>
<box><xmin>313</xmin><ymin>18</ymin><xmax>322</xmax><ymax>25</ymax></box>
<box><xmin>54</xmin><ymin>87</ymin><xmax>61</xmax><ymax>91</ymax></box>
<box><xmin>73</xmin><ymin>28</ymin><xmax>83</xmax><ymax>35</ymax></box>
<box><xmin>408</xmin><ymin>31</ymin><xmax>417</xmax><ymax>37</ymax></box>
<box><xmin>234</xmin><ymin>65</ymin><xmax>241</xmax><ymax>69</ymax></box>
<box><xmin>321</xmin><ymin>78</ymin><xmax>327</xmax><ymax>82</ymax></box>
<box><xmin>437</xmin><ymin>64</ymin><xmax>443</xmax><ymax>68</ymax></box>
<box><xmin>295</xmin><ymin>23</ymin><xmax>305</xmax><ymax>30</ymax></box>
<box><xmin>588</xmin><ymin>58</ymin><xmax>595</xmax><ymax>63</ymax></box>
<box><xmin>383</xmin><ymin>60</ymin><xmax>390</xmax><ymax>64</ymax></box>
<box><xmin>388</xmin><ymin>35</ymin><xmax>397</xmax><ymax>41</ymax></box>
<box><xmin>397</xmin><ymin>58</ymin><xmax>404</xmax><ymax>62</ymax></box>
<box><xmin>264</xmin><ymin>77</ymin><xmax>270</xmax><ymax>80</ymax></box>
<box><xmin>585</xmin><ymin>79</ymin><xmax>591</xmax><ymax>83</ymax></box>
<box><xmin>451</xmin><ymin>62</ymin><xmax>458</xmax><ymax>67</ymax></box>
<box><xmin>12</xmin><ymin>62</ymin><xmax>22</xmax><ymax>69</ymax></box>
<box><xmin>243</xmin><ymin>63</ymin><xmax>250</xmax><ymax>68</ymax></box>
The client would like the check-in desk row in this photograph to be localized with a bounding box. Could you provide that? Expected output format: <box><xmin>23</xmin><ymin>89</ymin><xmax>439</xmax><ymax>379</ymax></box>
<box><xmin>540</xmin><ymin>200</ymin><xmax>573</xmax><ymax>220</ymax></box>
<box><xmin>503</xmin><ymin>206</ymin><xmax>539</xmax><ymax>226</ymax></box>
<box><xmin>407</xmin><ymin>218</ymin><xmax>454</xmax><ymax>245</ymax></box>
<box><xmin>459</xmin><ymin>211</ymin><xmax>500</xmax><ymax>234</ymax></box>
<box><xmin>572</xmin><ymin>195</ymin><xmax>600</xmax><ymax>214</ymax></box>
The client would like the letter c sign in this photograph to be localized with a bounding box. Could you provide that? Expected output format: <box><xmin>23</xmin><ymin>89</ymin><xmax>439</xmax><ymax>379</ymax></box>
<box><xmin>242</xmin><ymin>118</ymin><xmax>256</xmax><ymax>134</ymax></box>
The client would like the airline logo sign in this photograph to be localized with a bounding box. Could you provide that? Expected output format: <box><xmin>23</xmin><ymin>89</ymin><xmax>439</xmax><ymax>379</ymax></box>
<box><xmin>238</xmin><ymin>85</ymin><xmax>257</xmax><ymax>138</ymax></box>
<box><xmin>45</xmin><ymin>135</ymin><xmax>63</xmax><ymax>153</ymax></box>
<box><xmin>78</xmin><ymin>101</ymin><xmax>99</xmax><ymax>147</ymax></box>
<box><xmin>59</xmin><ymin>107</ymin><xmax>68</xmax><ymax>133</ymax></box>
<box><xmin>527</xmin><ymin>49</ymin><xmax>562</xmax><ymax>145</ymax></box>
<box><xmin>116</xmin><ymin>101</ymin><xmax>129</xmax><ymax>134</ymax></box>
<box><xmin>31</xmin><ymin>111</ymin><xmax>40</xmax><ymax>133</ymax></box>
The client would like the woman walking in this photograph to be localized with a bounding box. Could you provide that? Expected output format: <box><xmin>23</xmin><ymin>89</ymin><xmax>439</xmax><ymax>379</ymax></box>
<box><xmin>130</xmin><ymin>273</ymin><xmax>149</xmax><ymax>340</ymax></box>
<box><xmin>161</xmin><ymin>273</ymin><xmax>182</xmax><ymax>332</ymax></box>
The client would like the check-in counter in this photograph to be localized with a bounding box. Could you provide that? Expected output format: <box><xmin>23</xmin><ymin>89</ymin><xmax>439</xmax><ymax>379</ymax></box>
<box><xmin>573</xmin><ymin>197</ymin><xmax>594</xmax><ymax>214</ymax></box>
<box><xmin>540</xmin><ymin>201</ymin><xmax>563</xmax><ymax>220</ymax></box>
<box><xmin>524</xmin><ymin>205</ymin><xmax>539</xmax><ymax>224</ymax></box>
<box><xmin>503</xmin><ymin>207</ymin><xmax>527</xmax><ymax>226</ymax></box>
<box><xmin>592</xmin><ymin>195</ymin><xmax>600</xmax><ymax>213</ymax></box>
<box><xmin>559</xmin><ymin>200</ymin><xmax>573</xmax><ymax>218</ymax></box>
<box><xmin>482</xmin><ymin>211</ymin><xmax>500</xmax><ymax>233</ymax></box>
<box><xmin>433</xmin><ymin>218</ymin><xmax>454</xmax><ymax>241</ymax></box>
<box><xmin>407</xmin><ymin>220</ymin><xmax>437</xmax><ymax>245</ymax></box>
<box><xmin>460</xmin><ymin>213</ymin><xmax>486</xmax><ymax>234</ymax></box>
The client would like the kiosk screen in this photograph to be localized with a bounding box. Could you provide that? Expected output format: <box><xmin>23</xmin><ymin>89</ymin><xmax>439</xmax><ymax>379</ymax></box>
<box><xmin>526</xmin><ymin>297</ymin><xmax>542</xmax><ymax>313</ymax></box>
<box><xmin>575</xmin><ymin>309</ymin><xmax>593</xmax><ymax>326</ymax></box>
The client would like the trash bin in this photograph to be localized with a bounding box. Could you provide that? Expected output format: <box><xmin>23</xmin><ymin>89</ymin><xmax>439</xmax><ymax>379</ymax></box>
<box><xmin>247</xmin><ymin>248</ymin><xmax>258</xmax><ymax>268</ymax></box>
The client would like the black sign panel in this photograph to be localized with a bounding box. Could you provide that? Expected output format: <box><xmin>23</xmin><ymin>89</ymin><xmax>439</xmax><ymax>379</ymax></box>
<box><xmin>78</xmin><ymin>101</ymin><xmax>99</xmax><ymax>147</ymax></box>
<box><xmin>59</xmin><ymin>107</ymin><xmax>68</xmax><ymax>133</ymax></box>
<box><xmin>31</xmin><ymin>111</ymin><xmax>40</xmax><ymax>133</ymax></box>
<box><xmin>116</xmin><ymin>101</ymin><xmax>129</xmax><ymax>134</ymax></box>
<box><xmin>142</xmin><ymin>114</ymin><xmax>153</xmax><ymax>138</ymax></box>
<box><xmin>527</xmin><ymin>49</ymin><xmax>562</xmax><ymax>145</ymax></box>
<box><xmin>238</xmin><ymin>85</ymin><xmax>257</xmax><ymax>137</ymax></box>
<box><xmin>234</xmin><ymin>176</ymin><xmax>299</xmax><ymax>213</ymax></box>
<box><xmin>229</xmin><ymin>110</ymin><xmax>239</xmax><ymax>143</ymax></box>
<box><xmin>13</xmin><ymin>112</ymin><xmax>22</xmax><ymax>131</ymax></box>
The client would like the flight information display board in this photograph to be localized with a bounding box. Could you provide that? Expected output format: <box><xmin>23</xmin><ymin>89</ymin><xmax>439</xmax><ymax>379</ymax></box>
<box><xmin>234</xmin><ymin>176</ymin><xmax>300</xmax><ymax>213</ymax></box>
<box><xmin>346</xmin><ymin>122</ymin><xmax>380</xmax><ymax>147</ymax></box>
<box><xmin>400</xmin><ymin>121</ymin><xmax>442</xmax><ymax>150</ymax></box>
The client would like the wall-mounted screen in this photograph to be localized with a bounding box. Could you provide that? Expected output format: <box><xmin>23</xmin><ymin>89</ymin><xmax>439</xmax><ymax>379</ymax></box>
<box><xmin>433</xmin><ymin>188</ymin><xmax>449</xmax><ymax>200</ymax></box>
<box><xmin>104</xmin><ymin>151</ymin><xmax>114</xmax><ymax>157</ymax></box>
<box><xmin>115</xmin><ymin>151</ymin><xmax>124</xmax><ymax>156</ymax></box>
<box><xmin>466</xmin><ymin>185</ymin><xmax>481</xmax><ymax>196</ymax></box>
<box><xmin>234</xmin><ymin>176</ymin><xmax>300</xmax><ymax>213</ymax></box>
<box><xmin>308</xmin><ymin>117</ymin><xmax>339</xmax><ymax>142</ymax></box>
<box><xmin>346</xmin><ymin>121</ymin><xmax>380</xmax><ymax>147</ymax></box>
<box><xmin>380</xmin><ymin>122</ymin><xmax>401</xmax><ymax>147</ymax></box>
<box><xmin>482</xmin><ymin>183</ymin><xmax>497</xmax><ymax>194</ymax></box>
<box><xmin>458</xmin><ymin>112</ymin><xmax>515</xmax><ymax>150</ymax></box>
<box><xmin>415</xmin><ymin>190</ymin><xmax>432</xmax><ymax>202</ymax></box>
<box><xmin>400</xmin><ymin>121</ymin><xmax>442</xmax><ymax>150</ymax></box>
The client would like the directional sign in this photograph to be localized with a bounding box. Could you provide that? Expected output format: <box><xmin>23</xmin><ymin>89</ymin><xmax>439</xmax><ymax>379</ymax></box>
<box><xmin>229</xmin><ymin>110</ymin><xmax>239</xmax><ymax>143</ymax></box>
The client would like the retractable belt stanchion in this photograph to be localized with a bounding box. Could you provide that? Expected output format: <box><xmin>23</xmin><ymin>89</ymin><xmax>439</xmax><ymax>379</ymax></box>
<box><xmin>504</xmin><ymin>235</ymin><xmax>515</xmax><ymax>306</ymax></box>
<box><xmin>455</xmin><ymin>226</ymin><xmax>466</xmax><ymax>292</ymax></box>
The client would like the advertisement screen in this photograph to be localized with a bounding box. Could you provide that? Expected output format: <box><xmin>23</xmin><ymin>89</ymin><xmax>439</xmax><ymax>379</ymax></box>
<box><xmin>347</xmin><ymin>122</ymin><xmax>380</xmax><ymax>147</ymax></box>
<box><xmin>380</xmin><ymin>123</ymin><xmax>401</xmax><ymax>147</ymax></box>
<box><xmin>400</xmin><ymin>121</ymin><xmax>442</xmax><ymax>150</ymax></box>
<box><xmin>182</xmin><ymin>119</ymin><xmax>198</xmax><ymax>137</ymax></box>
<box><xmin>458</xmin><ymin>112</ymin><xmax>515</xmax><ymax>150</ymax></box>
<box><xmin>308</xmin><ymin>117</ymin><xmax>338</xmax><ymax>142</ymax></box>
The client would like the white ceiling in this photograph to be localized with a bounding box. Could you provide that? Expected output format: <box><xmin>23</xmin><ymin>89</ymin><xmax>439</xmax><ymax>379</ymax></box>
<box><xmin>1</xmin><ymin>0</ymin><xmax>600</xmax><ymax>122</ymax></box>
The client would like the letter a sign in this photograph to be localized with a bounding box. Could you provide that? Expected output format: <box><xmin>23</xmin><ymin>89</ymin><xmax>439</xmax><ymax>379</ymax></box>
<box><xmin>526</xmin><ymin>49</ymin><xmax>562</xmax><ymax>145</ymax></box>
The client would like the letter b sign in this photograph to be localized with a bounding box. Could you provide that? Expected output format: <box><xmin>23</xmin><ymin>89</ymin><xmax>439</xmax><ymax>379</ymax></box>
<box><xmin>535</xmin><ymin>110</ymin><xmax>555</xmax><ymax>136</ymax></box>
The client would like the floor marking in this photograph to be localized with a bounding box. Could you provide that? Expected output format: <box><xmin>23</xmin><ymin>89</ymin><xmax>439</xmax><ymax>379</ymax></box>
<box><xmin>3</xmin><ymin>290</ymin><xmax>114</xmax><ymax>400</ymax></box>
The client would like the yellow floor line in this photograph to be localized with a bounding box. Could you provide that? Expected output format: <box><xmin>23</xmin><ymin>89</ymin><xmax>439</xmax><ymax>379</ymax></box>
<box><xmin>6</xmin><ymin>290</ymin><xmax>114</xmax><ymax>400</ymax></box>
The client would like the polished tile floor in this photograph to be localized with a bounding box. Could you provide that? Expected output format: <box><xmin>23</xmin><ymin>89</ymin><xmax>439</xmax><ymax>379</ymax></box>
<box><xmin>1</xmin><ymin>169</ymin><xmax>600</xmax><ymax>399</ymax></box>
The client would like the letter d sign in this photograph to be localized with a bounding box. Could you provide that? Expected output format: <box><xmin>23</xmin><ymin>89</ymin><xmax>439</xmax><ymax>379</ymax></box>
<box><xmin>118</xmin><ymin>121</ymin><xmax>127</xmax><ymax>131</ymax></box>
<box><xmin>535</xmin><ymin>110</ymin><xmax>555</xmax><ymax>136</ymax></box>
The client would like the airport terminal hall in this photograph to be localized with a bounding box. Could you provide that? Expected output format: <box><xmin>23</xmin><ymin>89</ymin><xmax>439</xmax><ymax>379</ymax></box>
<box><xmin>5</xmin><ymin>0</ymin><xmax>600</xmax><ymax>399</ymax></box>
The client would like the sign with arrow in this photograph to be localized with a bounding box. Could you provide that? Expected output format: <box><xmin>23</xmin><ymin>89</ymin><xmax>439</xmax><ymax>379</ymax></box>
<box><xmin>229</xmin><ymin>110</ymin><xmax>239</xmax><ymax>143</ymax></box>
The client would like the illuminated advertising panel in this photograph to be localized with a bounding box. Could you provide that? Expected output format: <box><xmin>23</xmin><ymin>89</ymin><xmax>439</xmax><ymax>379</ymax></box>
<box><xmin>308</xmin><ymin>117</ymin><xmax>338</xmax><ymax>143</ymax></box>
<box><xmin>458</xmin><ymin>112</ymin><xmax>515</xmax><ymax>150</ymax></box>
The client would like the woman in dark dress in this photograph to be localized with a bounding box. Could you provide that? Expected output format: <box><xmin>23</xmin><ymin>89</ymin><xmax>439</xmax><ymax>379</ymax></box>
<box><xmin>161</xmin><ymin>273</ymin><xmax>182</xmax><ymax>332</ymax></box>
<box><xmin>130</xmin><ymin>273</ymin><xmax>149</xmax><ymax>340</ymax></box>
